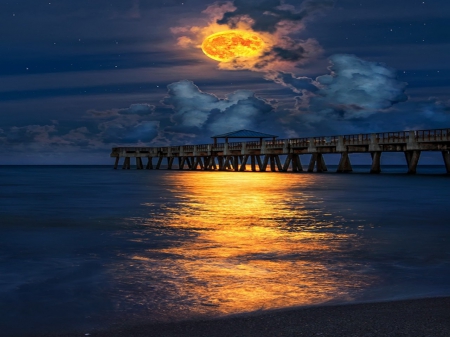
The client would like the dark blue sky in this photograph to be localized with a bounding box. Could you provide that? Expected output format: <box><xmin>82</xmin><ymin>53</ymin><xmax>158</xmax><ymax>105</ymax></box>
<box><xmin>1</xmin><ymin>0</ymin><xmax>449</xmax><ymax>164</ymax></box>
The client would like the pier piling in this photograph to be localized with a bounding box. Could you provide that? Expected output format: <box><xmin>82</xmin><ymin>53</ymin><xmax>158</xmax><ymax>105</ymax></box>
<box><xmin>370</xmin><ymin>152</ymin><xmax>382</xmax><ymax>174</ymax></box>
<box><xmin>407</xmin><ymin>150</ymin><xmax>421</xmax><ymax>174</ymax></box>
<box><xmin>146</xmin><ymin>157</ymin><xmax>153</xmax><ymax>170</ymax></box>
<box><xmin>337</xmin><ymin>152</ymin><xmax>353</xmax><ymax>173</ymax></box>
<box><xmin>443</xmin><ymin>151</ymin><xmax>450</xmax><ymax>174</ymax></box>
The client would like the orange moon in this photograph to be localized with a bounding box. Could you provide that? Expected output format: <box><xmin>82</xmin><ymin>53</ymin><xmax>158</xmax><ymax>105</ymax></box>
<box><xmin>201</xmin><ymin>30</ymin><xmax>265</xmax><ymax>62</ymax></box>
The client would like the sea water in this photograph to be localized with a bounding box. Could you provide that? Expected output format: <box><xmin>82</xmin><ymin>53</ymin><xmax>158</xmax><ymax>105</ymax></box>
<box><xmin>1</xmin><ymin>165</ymin><xmax>449</xmax><ymax>335</ymax></box>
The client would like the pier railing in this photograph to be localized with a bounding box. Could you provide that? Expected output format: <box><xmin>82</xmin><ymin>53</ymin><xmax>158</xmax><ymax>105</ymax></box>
<box><xmin>112</xmin><ymin>128</ymin><xmax>450</xmax><ymax>155</ymax></box>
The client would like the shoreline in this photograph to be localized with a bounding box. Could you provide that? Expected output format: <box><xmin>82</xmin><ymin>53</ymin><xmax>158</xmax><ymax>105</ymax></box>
<box><xmin>34</xmin><ymin>296</ymin><xmax>450</xmax><ymax>337</ymax></box>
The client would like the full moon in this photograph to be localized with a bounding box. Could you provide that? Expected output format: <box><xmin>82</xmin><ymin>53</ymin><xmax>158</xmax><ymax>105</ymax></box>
<box><xmin>201</xmin><ymin>30</ymin><xmax>265</xmax><ymax>62</ymax></box>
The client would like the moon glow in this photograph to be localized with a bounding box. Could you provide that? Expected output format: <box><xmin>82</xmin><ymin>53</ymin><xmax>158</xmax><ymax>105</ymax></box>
<box><xmin>201</xmin><ymin>31</ymin><xmax>265</xmax><ymax>62</ymax></box>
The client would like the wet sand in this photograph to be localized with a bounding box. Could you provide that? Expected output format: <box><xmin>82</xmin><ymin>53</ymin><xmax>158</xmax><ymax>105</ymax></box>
<box><xmin>39</xmin><ymin>296</ymin><xmax>450</xmax><ymax>337</ymax></box>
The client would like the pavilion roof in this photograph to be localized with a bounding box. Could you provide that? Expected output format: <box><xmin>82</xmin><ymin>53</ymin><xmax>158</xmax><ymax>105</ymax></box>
<box><xmin>212</xmin><ymin>129</ymin><xmax>278</xmax><ymax>139</ymax></box>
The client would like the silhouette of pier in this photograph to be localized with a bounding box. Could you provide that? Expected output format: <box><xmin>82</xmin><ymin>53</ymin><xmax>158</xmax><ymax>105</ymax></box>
<box><xmin>110</xmin><ymin>128</ymin><xmax>450</xmax><ymax>174</ymax></box>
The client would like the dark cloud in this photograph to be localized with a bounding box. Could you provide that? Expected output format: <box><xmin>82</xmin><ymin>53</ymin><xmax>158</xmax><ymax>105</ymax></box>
<box><xmin>88</xmin><ymin>103</ymin><xmax>160</xmax><ymax>144</ymax></box>
<box><xmin>265</xmin><ymin>71</ymin><xmax>319</xmax><ymax>94</ymax></box>
<box><xmin>5</xmin><ymin>125</ymin><xmax>58</xmax><ymax>145</ymax></box>
<box><xmin>118</xmin><ymin>103</ymin><xmax>155</xmax><ymax>115</ymax></box>
<box><xmin>217</xmin><ymin>0</ymin><xmax>334</xmax><ymax>33</ymax></box>
<box><xmin>99</xmin><ymin>120</ymin><xmax>159</xmax><ymax>143</ymax></box>
<box><xmin>249</xmin><ymin>37</ymin><xmax>322</xmax><ymax>71</ymax></box>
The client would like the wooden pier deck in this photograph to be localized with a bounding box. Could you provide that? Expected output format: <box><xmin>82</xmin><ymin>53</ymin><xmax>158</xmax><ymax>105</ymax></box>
<box><xmin>110</xmin><ymin>129</ymin><xmax>450</xmax><ymax>174</ymax></box>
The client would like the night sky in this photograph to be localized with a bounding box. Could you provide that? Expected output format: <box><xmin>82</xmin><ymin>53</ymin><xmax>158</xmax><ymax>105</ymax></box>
<box><xmin>1</xmin><ymin>0</ymin><xmax>450</xmax><ymax>164</ymax></box>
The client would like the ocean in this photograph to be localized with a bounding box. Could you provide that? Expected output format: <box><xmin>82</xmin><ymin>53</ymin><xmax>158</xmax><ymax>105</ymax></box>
<box><xmin>1</xmin><ymin>165</ymin><xmax>449</xmax><ymax>336</ymax></box>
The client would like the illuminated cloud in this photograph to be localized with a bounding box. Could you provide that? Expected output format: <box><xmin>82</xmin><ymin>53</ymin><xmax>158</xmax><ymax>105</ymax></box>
<box><xmin>163</xmin><ymin>80</ymin><xmax>274</xmax><ymax>135</ymax></box>
<box><xmin>307</xmin><ymin>54</ymin><xmax>408</xmax><ymax>118</ymax></box>
<box><xmin>163</xmin><ymin>80</ymin><xmax>233</xmax><ymax>129</ymax></box>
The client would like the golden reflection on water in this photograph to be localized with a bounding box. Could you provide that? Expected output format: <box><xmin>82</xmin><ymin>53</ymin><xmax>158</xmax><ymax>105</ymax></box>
<box><xmin>123</xmin><ymin>172</ymin><xmax>374</xmax><ymax>319</ymax></box>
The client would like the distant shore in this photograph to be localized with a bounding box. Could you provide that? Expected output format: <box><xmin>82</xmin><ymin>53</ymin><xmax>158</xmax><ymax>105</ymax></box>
<box><xmin>36</xmin><ymin>296</ymin><xmax>450</xmax><ymax>337</ymax></box>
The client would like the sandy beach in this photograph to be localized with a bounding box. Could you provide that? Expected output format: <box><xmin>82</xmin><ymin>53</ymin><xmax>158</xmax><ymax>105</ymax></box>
<box><xmin>32</xmin><ymin>296</ymin><xmax>450</xmax><ymax>337</ymax></box>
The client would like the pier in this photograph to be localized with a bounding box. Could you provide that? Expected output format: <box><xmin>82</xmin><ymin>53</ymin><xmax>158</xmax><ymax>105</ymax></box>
<box><xmin>110</xmin><ymin>128</ymin><xmax>450</xmax><ymax>174</ymax></box>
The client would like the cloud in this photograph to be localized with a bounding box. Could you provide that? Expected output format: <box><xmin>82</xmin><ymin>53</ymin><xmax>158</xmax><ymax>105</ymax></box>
<box><xmin>217</xmin><ymin>0</ymin><xmax>334</xmax><ymax>33</ymax></box>
<box><xmin>87</xmin><ymin>103</ymin><xmax>155</xmax><ymax>118</ymax></box>
<box><xmin>0</xmin><ymin>102</ymin><xmax>161</xmax><ymax>153</ymax></box>
<box><xmin>89</xmin><ymin>103</ymin><xmax>160</xmax><ymax>144</ymax></box>
<box><xmin>207</xmin><ymin>90</ymin><xmax>274</xmax><ymax>134</ymax></box>
<box><xmin>118</xmin><ymin>103</ymin><xmax>155</xmax><ymax>115</ymax></box>
<box><xmin>270</xmin><ymin>54</ymin><xmax>408</xmax><ymax>120</ymax></box>
<box><xmin>99</xmin><ymin>119</ymin><xmax>159</xmax><ymax>144</ymax></box>
<box><xmin>264</xmin><ymin>70</ymin><xmax>319</xmax><ymax>94</ymax></box>
<box><xmin>163</xmin><ymin>80</ymin><xmax>229</xmax><ymax>129</ymax></box>
<box><xmin>5</xmin><ymin>124</ymin><xmax>58</xmax><ymax>144</ymax></box>
<box><xmin>309</xmin><ymin>54</ymin><xmax>408</xmax><ymax>118</ymax></box>
<box><xmin>162</xmin><ymin>80</ymin><xmax>274</xmax><ymax>136</ymax></box>
<box><xmin>0</xmin><ymin>123</ymin><xmax>103</xmax><ymax>152</ymax></box>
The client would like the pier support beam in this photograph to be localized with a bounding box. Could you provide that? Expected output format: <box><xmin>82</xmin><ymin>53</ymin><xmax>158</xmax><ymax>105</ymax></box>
<box><xmin>222</xmin><ymin>156</ymin><xmax>230</xmax><ymax>170</ymax></box>
<box><xmin>167</xmin><ymin>157</ymin><xmax>174</xmax><ymax>169</ymax></box>
<box><xmin>223</xmin><ymin>156</ymin><xmax>233</xmax><ymax>170</ymax></box>
<box><xmin>217</xmin><ymin>156</ymin><xmax>224</xmax><ymax>171</ymax></box>
<box><xmin>210</xmin><ymin>157</ymin><xmax>217</xmax><ymax>170</ymax></box>
<box><xmin>122</xmin><ymin>157</ymin><xmax>131</xmax><ymax>170</ymax></box>
<box><xmin>156</xmin><ymin>156</ymin><xmax>163</xmax><ymax>169</ymax></box>
<box><xmin>136</xmin><ymin>157</ymin><xmax>144</xmax><ymax>170</ymax></box>
<box><xmin>181</xmin><ymin>157</ymin><xmax>186</xmax><ymax>170</ymax></box>
<box><xmin>404</xmin><ymin>151</ymin><xmax>412</xmax><ymax>168</ymax></box>
<box><xmin>319</xmin><ymin>154</ymin><xmax>328</xmax><ymax>172</ymax></box>
<box><xmin>370</xmin><ymin>152</ymin><xmax>381</xmax><ymax>174</ymax></box>
<box><xmin>251</xmin><ymin>156</ymin><xmax>256</xmax><ymax>172</ymax></box>
<box><xmin>282</xmin><ymin>154</ymin><xmax>303</xmax><ymax>172</ymax></box>
<box><xmin>233</xmin><ymin>156</ymin><xmax>239</xmax><ymax>171</ymax></box>
<box><xmin>203</xmin><ymin>156</ymin><xmax>210</xmax><ymax>170</ymax></box>
<box><xmin>178</xmin><ymin>157</ymin><xmax>186</xmax><ymax>170</ymax></box>
<box><xmin>308</xmin><ymin>153</ymin><xmax>327</xmax><ymax>172</ymax></box>
<box><xmin>405</xmin><ymin>150</ymin><xmax>421</xmax><ymax>174</ymax></box>
<box><xmin>256</xmin><ymin>156</ymin><xmax>263</xmax><ymax>171</ymax></box>
<box><xmin>190</xmin><ymin>157</ymin><xmax>198</xmax><ymax>170</ymax></box>
<box><xmin>337</xmin><ymin>152</ymin><xmax>353</xmax><ymax>173</ymax></box>
<box><xmin>282</xmin><ymin>154</ymin><xmax>291</xmax><ymax>172</ymax></box>
<box><xmin>197</xmin><ymin>157</ymin><xmax>206</xmax><ymax>170</ymax></box>
<box><xmin>442</xmin><ymin>151</ymin><xmax>450</xmax><ymax>174</ymax></box>
<box><xmin>185</xmin><ymin>157</ymin><xmax>192</xmax><ymax>169</ymax></box>
<box><xmin>293</xmin><ymin>154</ymin><xmax>303</xmax><ymax>172</ymax></box>
<box><xmin>269</xmin><ymin>155</ymin><xmax>276</xmax><ymax>172</ymax></box>
<box><xmin>261</xmin><ymin>155</ymin><xmax>269</xmax><ymax>172</ymax></box>
<box><xmin>114</xmin><ymin>157</ymin><xmax>119</xmax><ymax>170</ymax></box>
<box><xmin>275</xmin><ymin>155</ymin><xmax>283</xmax><ymax>172</ymax></box>
<box><xmin>239</xmin><ymin>155</ymin><xmax>249</xmax><ymax>171</ymax></box>
<box><xmin>146</xmin><ymin>157</ymin><xmax>153</xmax><ymax>170</ymax></box>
